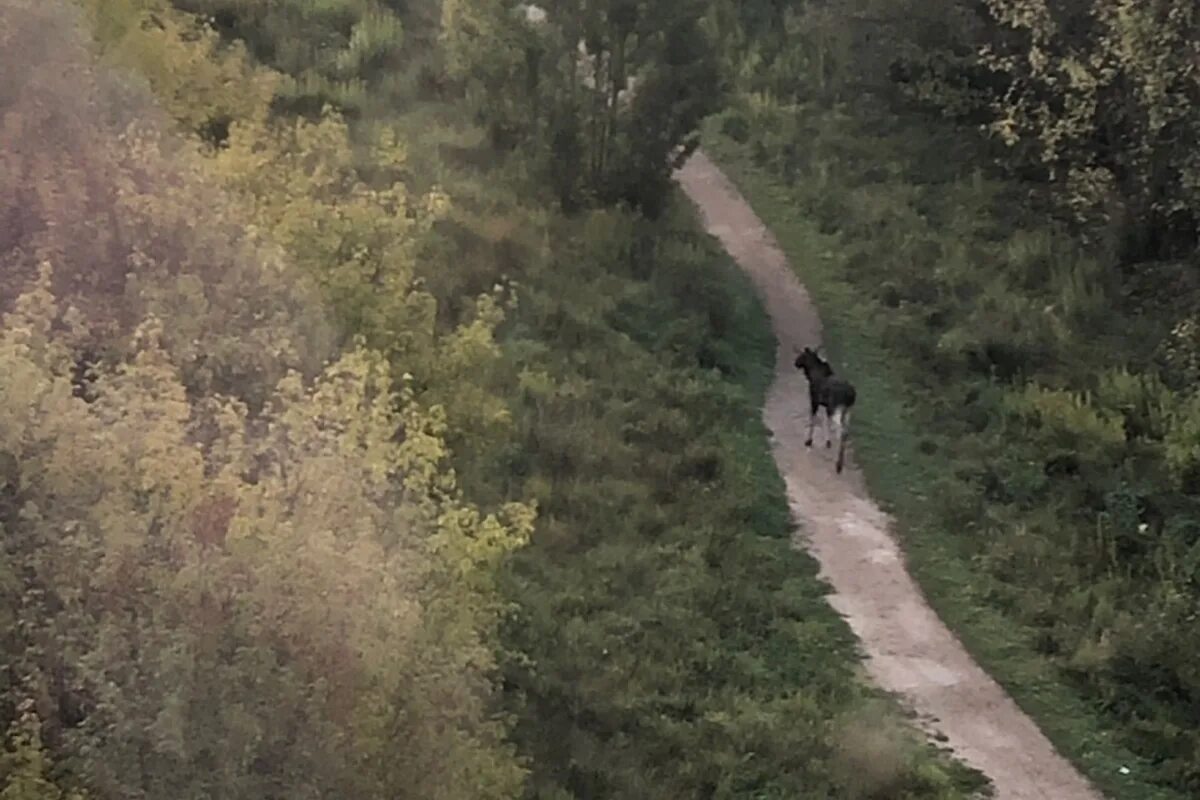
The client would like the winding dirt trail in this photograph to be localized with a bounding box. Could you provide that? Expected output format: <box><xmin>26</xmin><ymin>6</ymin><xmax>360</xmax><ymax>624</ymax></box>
<box><xmin>676</xmin><ymin>150</ymin><xmax>1102</xmax><ymax>800</ymax></box>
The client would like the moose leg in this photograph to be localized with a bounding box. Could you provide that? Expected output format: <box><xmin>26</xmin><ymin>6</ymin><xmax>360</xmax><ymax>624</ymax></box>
<box><xmin>825</xmin><ymin>406</ymin><xmax>834</xmax><ymax>448</ymax></box>
<box><xmin>805</xmin><ymin>399</ymin><xmax>817</xmax><ymax>447</ymax></box>
<box><xmin>834</xmin><ymin>408</ymin><xmax>850</xmax><ymax>473</ymax></box>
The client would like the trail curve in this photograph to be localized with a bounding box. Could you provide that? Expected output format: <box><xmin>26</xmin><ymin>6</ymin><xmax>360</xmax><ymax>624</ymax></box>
<box><xmin>676</xmin><ymin>150</ymin><xmax>1102</xmax><ymax>800</ymax></box>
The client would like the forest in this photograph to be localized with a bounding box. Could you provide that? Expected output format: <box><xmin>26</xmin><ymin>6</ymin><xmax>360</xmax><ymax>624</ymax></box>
<box><xmin>0</xmin><ymin>0</ymin><xmax>1197</xmax><ymax>799</ymax></box>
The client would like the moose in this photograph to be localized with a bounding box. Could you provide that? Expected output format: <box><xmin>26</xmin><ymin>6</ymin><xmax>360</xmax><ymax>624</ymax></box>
<box><xmin>793</xmin><ymin>346</ymin><xmax>857</xmax><ymax>474</ymax></box>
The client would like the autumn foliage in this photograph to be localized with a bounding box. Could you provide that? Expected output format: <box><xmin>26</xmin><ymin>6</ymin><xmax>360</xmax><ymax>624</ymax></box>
<box><xmin>1</xmin><ymin>2</ymin><xmax>531</xmax><ymax>797</ymax></box>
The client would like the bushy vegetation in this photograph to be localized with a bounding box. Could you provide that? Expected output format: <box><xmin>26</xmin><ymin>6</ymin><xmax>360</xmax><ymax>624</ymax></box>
<box><xmin>705</xmin><ymin>0</ymin><xmax>1200</xmax><ymax>796</ymax></box>
<box><xmin>1</xmin><ymin>3</ymin><xmax>532</xmax><ymax>798</ymax></box>
<box><xmin>440</xmin><ymin>0</ymin><xmax>723</xmax><ymax>214</ymax></box>
<box><xmin>0</xmin><ymin>0</ymin><xmax>980</xmax><ymax>798</ymax></box>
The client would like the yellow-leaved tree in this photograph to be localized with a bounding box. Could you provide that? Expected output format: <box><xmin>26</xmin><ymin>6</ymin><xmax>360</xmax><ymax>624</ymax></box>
<box><xmin>80</xmin><ymin>0</ymin><xmax>518</xmax><ymax>462</ymax></box>
<box><xmin>1</xmin><ymin>263</ymin><xmax>531</xmax><ymax>799</ymax></box>
<box><xmin>1</xmin><ymin>2</ymin><xmax>535</xmax><ymax>797</ymax></box>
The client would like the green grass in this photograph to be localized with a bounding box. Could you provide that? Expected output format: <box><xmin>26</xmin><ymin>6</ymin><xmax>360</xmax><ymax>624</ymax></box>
<box><xmin>702</xmin><ymin>120</ymin><xmax>1187</xmax><ymax>800</ymax></box>
<box><xmin>403</xmin><ymin>96</ymin><xmax>990</xmax><ymax>792</ymax></box>
<box><xmin>692</xmin><ymin>232</ymin><xmax>990</xmax><ymax>799</ymax></box>
<box><xmin>481</xmin><ymin>194</ymin><xmax>987</xmax><ymax>798</ymax></box>
<box><xmin>254</xmin><ymin>14</ymin><xmax>988</xmax><ymax>793</ymax></box>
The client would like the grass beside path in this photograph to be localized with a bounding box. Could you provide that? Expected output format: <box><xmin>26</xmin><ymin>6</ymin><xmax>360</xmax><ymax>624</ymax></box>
<box><xmin>702</xmin><ymin>116</ymin><xmax>1186</xmax><ymax>800</ymax></box>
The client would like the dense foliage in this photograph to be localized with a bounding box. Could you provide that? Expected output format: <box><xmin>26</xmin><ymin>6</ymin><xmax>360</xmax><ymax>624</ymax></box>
<box><xmin>0</xmin><ymin>0</ymin><xmax>979</xmax><ymax>799</ymax></box>
<box><xmin>1</xmin><ymin>2</ymin><xmax>530</xmax><ymax>797</ymax></box>
<box><xmin>706</xmin><ymin>0</ymin><xmax>1200</xmax><ymax>795</ymax></box>
<box><xmin>168</xmin><ymin>0</ymin><xmax>409</xmax><ymax>118</ymax></box>
<box><xmin>440</xmin><ymin>0</ymin><xmax>724</xmax><ymax>214</ymax></box>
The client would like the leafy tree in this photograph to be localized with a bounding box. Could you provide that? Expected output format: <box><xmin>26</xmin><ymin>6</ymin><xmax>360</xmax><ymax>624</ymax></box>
<box><xmin>79</xmin><ymin>0</ymin><xmax>277</xmax><ymax>147</ymax></box>
<box><xmin>1</xmin><ymin>705</ymin><xmax>83</xmax><ymax>800</ymax></box>
<box><xmin>0</xmin><ymin>264</ymin><xmax>531</xmax><ymax>800</ymax></box>
<box><xmin>441</xmin><ymin>0</ymin><xmax>723</xmax><ymax>214</ymax></box>
<box><xmin>977</xmin><ymin>0</ymin><xmax>1200</xmax><ymax>257</ymax></box>
<box><xmin>2</xmin><ymin>4</ymin><xmax>535</xmax><ymax>798</ymax></box>
<box><xmin>1</xmin><ymin>0</ymin><xmax>335</xmax><ymax>408</ymax></box>
<box><xmin>168</xmin><ymin>0</ymin><xmax>408</xmax><ymax>116</ymax></box>
<box><xmin>440</xmin><ymin>0</ymin><xmax>532</xmax><ymax>147</ymax></box>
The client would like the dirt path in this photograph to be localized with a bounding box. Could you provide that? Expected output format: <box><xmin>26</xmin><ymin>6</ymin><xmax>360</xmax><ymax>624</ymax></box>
<box><xmin>676</xmin><ymin>150</ymin><xmax>1102</xmax><ymax>800</ymax></box>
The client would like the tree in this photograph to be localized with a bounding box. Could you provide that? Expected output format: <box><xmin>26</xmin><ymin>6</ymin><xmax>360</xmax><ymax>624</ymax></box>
<box><xmin>1</xmin><ymin>4</ymin><xmax>535</xmax><ymax>797</ymax></box>
<box><xmin>441</xmin><ymin>0</ymin><xmax>533</xmax><ymax>148</ymax></box>
<box><xmin>0</xmin><ymin>263</ymin><xmax>531</xmax><ymax>800</ymax></box>
<box><xmin>978</xmin><ymin>0</ymin><xmax>1200</xmax><ymax>257</ymax></box>
<box><xmin>0</xmin><ymin>0</ymin><xmax>335</xmax><ymax>409</ymax></box>
<box><xmin>168</xmin><ymin>0</ymin><xmax>408</xmax><ymax>116</ymax></box>
<box><xmin>1</xmin><ymin>704</ymin><xmax>83</xmax><ymax>800</ymax></box>
<box><xmin>79</xmin><ymin>0</ymin><xmax>277</xmax><ymax>147</ymax></box>
<box><xmin>441</xmin><ymin>0</ymin><xmax>724</xmax><ymax>214</ymax></box>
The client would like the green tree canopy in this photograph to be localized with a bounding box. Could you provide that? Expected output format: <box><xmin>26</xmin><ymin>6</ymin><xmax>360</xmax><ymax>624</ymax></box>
<box><xmin>441</xmin><ymin>0</ymin><xmax>723</xmax><ymax>214</ymax></box>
